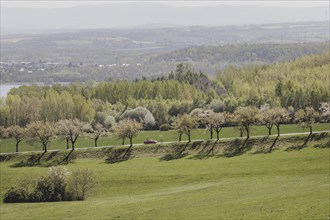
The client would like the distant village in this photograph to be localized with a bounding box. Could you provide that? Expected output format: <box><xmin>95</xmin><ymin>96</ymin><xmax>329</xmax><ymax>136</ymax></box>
<box><xmin>0</xmin><ymin>60</ymin><xmax>144</xmax><ymax>75</ymax></box>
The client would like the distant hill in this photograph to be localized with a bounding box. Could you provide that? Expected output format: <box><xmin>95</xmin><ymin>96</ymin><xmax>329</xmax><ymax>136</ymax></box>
<box><xmin>149</xmin><ymin>41</ymin><xmax>330</xmax><ymax>75</ymax></box>
<box><xmin>2</xmin><ymin>2</ymin><xmax>329</xmax><ymax>34</ymax></box>
<box><xmin>1</xmin><ymin>40</ymin><xmax>329</xmax><ymax>82</ymax></box>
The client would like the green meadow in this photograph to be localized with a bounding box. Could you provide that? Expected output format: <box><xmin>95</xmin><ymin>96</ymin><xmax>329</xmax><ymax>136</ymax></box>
<box><xmin>0</xmin><ymin>145</ymin><xmax>329</xmax><ymax>219</ymax></box>
<box><xmin>1</xmin><ymin>123</ymin><xmax>329</xmax><ymax>153</ymax></box>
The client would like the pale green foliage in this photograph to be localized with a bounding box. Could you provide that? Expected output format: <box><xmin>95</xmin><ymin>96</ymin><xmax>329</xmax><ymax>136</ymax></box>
<box><xmin>16</xmin><ymin>175</ymin><xmax>37</xmax><ymax>194</ymax></box>
<box><xmin>41</xmin><ymin>91</ymin><xmax>74</xmax><ymax>122</ymax></box>
<box><xmin>151</xmin><ymin>98</ymin><xmax>169</xmax><ymax>127</ymax></box>
<box><xmin>68</xmin><ymin>168</ymin><xmax>97</xmax><ymax>201</ymax></box>
<box><xmin>5</xmin><ymin>95</ymin><xmax>21</xmax><ymax>126</ymax></box>
<box><xmin>18</xmin><ymin>96</ymin><xmax>41</xmax><ymax>126</ymax></box>
<box><xmin>72</xmin><ymin>95</ymin><xmax>95</xmax><ymax>122</ymax></box>
<box><xmin>94</xmin><ymin>80</ymin><xmax>205</xmax><ymax>104</ymax></box>
<box><xmin>1</xmin><ymin>90</ymin><xmax>95</xmax><ymax>127</ymax></box>
<box><xmin>208</xmin><ymin>99</ymin><xmax>226</xmax><ymax>113</ymax></box>
<box><xmin>217</xmin><ymin>52</ymin><xmax>330</xmax><ymax>109</ymax></box>
<box><xmin>0</xmin><ymin>99</ymin><xmax>10</xmax><ymax>127</ymax></box>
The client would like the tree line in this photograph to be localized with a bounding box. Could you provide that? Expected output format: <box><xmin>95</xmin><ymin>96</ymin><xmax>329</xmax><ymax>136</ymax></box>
<box><xmin>1</xmin><ymin>104</ymin><xmax>328</xmax><ymax>153</ymax></box>
<box><xmin>217</xmin><ymin>52</ymin><xmax>329</xmax><ymax>110</ymax></box>
<box><xmin>1</xmin><ymin>52</ymin><xmax>329</xmax><ymax>130</ymax></box>
<box><xmin>0</xmin><ymin>52</ymin><xmax>329</xmax><ymax>151</ymax></box>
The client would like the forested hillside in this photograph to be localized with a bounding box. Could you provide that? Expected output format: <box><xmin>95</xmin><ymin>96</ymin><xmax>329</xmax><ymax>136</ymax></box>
<box><xmin>1</xmin><ymin>52</ymin><xmax>328</xmax><ymax>129</ymax></box>
<box><xmin>217</xmin><ymin>52</ymin><xmax>330</xmax><ymax>109</ymax></box>
<box><xmin>151</xmin><ymin>41</ymin><xmax>329</xmax><ymax>66</ymax></box>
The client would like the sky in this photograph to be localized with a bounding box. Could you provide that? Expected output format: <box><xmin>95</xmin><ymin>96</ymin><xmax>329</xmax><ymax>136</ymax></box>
<box><xmin>2</xmin><ymin>0</ymin><xmax>329</xmax><ymax>8</ymax></box>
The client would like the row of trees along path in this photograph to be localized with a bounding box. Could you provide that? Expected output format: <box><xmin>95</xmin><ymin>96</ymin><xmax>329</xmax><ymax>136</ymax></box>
<box><xmin>0</xmin><ymin>106</ymin><xmax>326</xmax><ymax>153</ymax></box>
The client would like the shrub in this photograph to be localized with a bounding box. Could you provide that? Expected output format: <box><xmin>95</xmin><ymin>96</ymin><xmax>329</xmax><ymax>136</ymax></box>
<box><xmin>159</xmin><ymin>124</ymin><xmax>171</xmax><ymax>131</ymax></box>
<box><xmin>35</xmin><ymin>177</ymin><xmax>58</xmax><ymax>202</ymax></box>
<box><xmin>48</xmin><ymin>166</ymin><xmax>70</xmax><ymax>201</ymax></box>
<box><xmin>208</xmin><ymin>100</ymin><xmax>226</xmax><ymax>113</ymax></box>
<box><xmin>3</xmin><ymin>187</ymin><xmax>30</xmax><ymax>203</ymax></box>
<box><xmin>17</xmin><ymin>175</ymin><xmax>37</xmax><ymax>193</ymax></box>
<box><xmin>29</xmin><ymin>190</ymin><xmax>43</xmax><ymax>202</ymax></box>
<box><xmin>3</xmin><ymin>166</ymin><xmax>97</xmax><ymax>203</ymax></box>
<box><xmin>63</xmin><ymin>191</ymin><xmax>75</xmax><ymax>201</ymax></box>
<box><xmin>120</xmin><ymin>107</ymin><xmax>155</xmax><ymax>130</ymax></box>
<box><xmin>68</xmin><ymin>168</ymin><xmax>97</xmax><ymax>201</ymax></box>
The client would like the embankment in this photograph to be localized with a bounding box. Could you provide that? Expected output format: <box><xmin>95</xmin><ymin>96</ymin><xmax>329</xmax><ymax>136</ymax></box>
<box><xmin>0</xmin><ymin>132</ymin><xmax>328</xmax><ymax>166</ymax></box>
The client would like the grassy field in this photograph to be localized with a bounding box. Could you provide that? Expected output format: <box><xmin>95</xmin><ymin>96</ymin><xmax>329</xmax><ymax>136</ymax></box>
<box><xmin>0</xmin><ymin>145</ymin><xmax>329</xmax><ymax>219</ymax></box>
<box><xmin>0</xmin><ymin>123</ymin><xmax>329</xmax><ymax>153</ymax></box>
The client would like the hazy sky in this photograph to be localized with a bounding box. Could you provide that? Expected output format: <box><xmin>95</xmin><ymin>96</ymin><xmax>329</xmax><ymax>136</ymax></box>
<box><xmin>2</xmin><ymin>0</ymin><xmax>329</xmax><ymax>8</ymax></box>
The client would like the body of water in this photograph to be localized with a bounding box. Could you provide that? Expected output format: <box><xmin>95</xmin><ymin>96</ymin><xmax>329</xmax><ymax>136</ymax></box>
<box><xmin>0</xmin><ymin>84</ymin><xmax>25</xmax><ymax>98</ymax></box>
<box><xmin>0</xmin><ymin>82</ymin><xmax>71</xmax><ymax>98</ymax></box>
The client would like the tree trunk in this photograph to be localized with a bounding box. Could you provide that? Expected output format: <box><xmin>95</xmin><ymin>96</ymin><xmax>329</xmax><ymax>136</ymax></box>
<box><xmin>210</xmin><ymin>128</ymin><xmax>213</xmax><ymax>139</ymax></box>
<box><xmin>216</xmin><ymin>131</ymin><xmax>220</xmax><ymax>141</ymax></box>
<box><xmin>277</xmin><ymin>125</ymin><xmax>280</xmax><ymax>136</ymax></box>
<box><xmin>129</xmin><ymin>137</ymin><xmax>133</xmax><ymax>147</ymax></box>
<box><xmin>82</xmin><ymin>191</ymin><xmax>85</xmax><ymax>201</ymax></box>
<box><xmin>44</xmin><ymin>143</ymin><xmax>47</xmax><ymax>152</ymax></box>
<box><xmin>72</xmin><ymin>135</ymin><xmax>78</xmax><ymax>150</ymax></box>
<box><xmin>309</xmin><ymin>126</ymin><xmax>312</xmax><ymax>134</ymax></box>
<box><xmin>122</xmin><ymin>138</ymin><xmax>125</xmax><ymax>145</ymax></box>
<box><xmin>246</xmin><ymin>127</ymin><xmax>250</xmax><ymax>138</ymax></box>
<box><xmin>94</xmin><ymin>137</ymin><xmax>98</xmax><ymax>147</ymax></box>
<box><xmin>188</xmin><ymin>130</ymin><xmax>191</xmax><ymax>142</ymax></box>
<box><xmin>240</xmin><ymin>127</ymin><xmax>243</xmax><ymax>137</ymax></box>
<box><xmin>66</xmin><ymin>137</ymin><xmax>70</xmax><ymax>149</ymax></box>
<box><xmin>179</xmin><ymin>133</ymin><xmax>182</xmax><ymax>142</ymax></box>
<box><xmin>15</xmin><ymin>141</ymin><xmax>19</xmax><ymax>152</ymax></box>
<box><xmin>268</xmin><ymin>127</ymin><xmax>272</xmax><ymax>135</ymax></box>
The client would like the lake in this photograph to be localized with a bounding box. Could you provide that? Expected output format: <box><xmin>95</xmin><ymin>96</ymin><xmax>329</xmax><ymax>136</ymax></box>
<box><xmin>0</xmin><ymin>82</ymin><xmax>71</xmax><ymax>98</ymax></box>
<box><xmin>0</xmin><ymin>84</ymin><xmax>25</xmax><ymax>98</ymax></box>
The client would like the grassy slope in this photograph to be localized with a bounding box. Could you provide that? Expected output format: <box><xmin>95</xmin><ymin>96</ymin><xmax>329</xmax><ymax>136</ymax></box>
<box><xmin>0</xmin><ymin>145</ymin><xmax>329</xmax><ymax>220</ymax></box>
<box><xmin>1</xmin><ymin>123</ymin><xmax>329</xmax><ymax>153</ymax></box>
